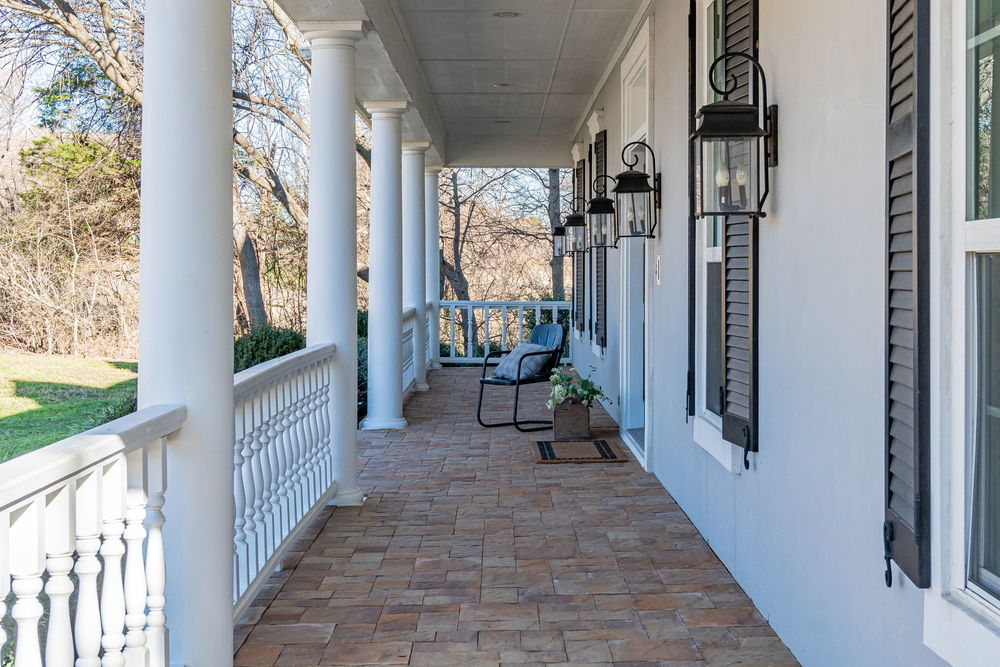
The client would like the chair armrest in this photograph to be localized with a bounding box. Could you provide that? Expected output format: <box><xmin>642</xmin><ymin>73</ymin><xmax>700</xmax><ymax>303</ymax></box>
<box><xmin>481</xmin><ymin>349</ymin><xmax>511</xmax><ymax>377</ymax></box>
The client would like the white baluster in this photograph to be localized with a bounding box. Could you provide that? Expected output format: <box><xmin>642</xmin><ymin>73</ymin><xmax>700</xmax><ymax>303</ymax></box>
<box><xmin>296</xmin><ymin>372</ymin><xmax>312</xmax><ymax>512</ymax></box>
<box><xmin>44</xmin><ymin>484</ymin><xmax>76</xmax><ymax>667</ymax></box>
<box><xmin>144</xmin><ymin>438</ymin><xmax>168</xmax><ymax>667</ymax></box>
<box><xmin>287</xmin><ymin>376</ymin><xmax>306</xmax><ymax>521</ymax></box>
<box><xmin>100</xmin><ymin>458</ymin><xmax>126</xmax><ymax>667</ymax></box>
<box><xmin>233</xmin><ymin>402</ymin><xmax>249</xmax><ymax>598</ymax></box>
<box><xmin>249</xmin><ymin>393</ymin><xmax>268</xmax><ymax>566</ymax></box>
<box><xmin>10</xmin><ymin>498</ymin><xmax>44</xmax><ymax>667</ymax></box>
<box><xmin>261</xmin><ymin>386</ymin><xmax>280</xmax><ymax>556</ymax></box>
<box><xmin>300</xmin><ymin>366</ymin><xmax>318</xmax><ymax>506</ymax></box>
<box><xmin>449</xmin><ymin>305</ymin><xmax>456</xmax><ymax>358</ymax></box>
<box><xmin>239</xmin><ymin>399</ymin><xmax>259</xmax><ymax>592</ymax></box>
<box><xmin>501</xmin><ymin>305</ymin><xmax>508</xmax><ymax>350</ymax></box>
<box><xmin>74</xmin><ymin>470</ymin><xmax>103</xmax><ymax>667</ymax></box>
<box><xmin>517</xmin><ymin>305</ymin><xmax>524</xmax><ymax>343</ymax></box>
<box><xmin>273</xmin><ymin>379</ymin><xmax>291</xmax><ymax>541</ymax></box>
<box><xmin>484</xmin><ymin>307</ymin><xmax>491</xmax><ymax>356</ymax></box>
<box><xmin>123</xmin><ymin>449</ymin><xmax>148</xmax><ymax>667</ymax></box>
<box><xmin>318</xmin><ymin>359</ymin><xmax>334</xmax><ymax>491</ymax></box>
<box><xmin>265</xmin><ymin>383</ymin><xmax>284</xmax><ymax>546</ymax></box>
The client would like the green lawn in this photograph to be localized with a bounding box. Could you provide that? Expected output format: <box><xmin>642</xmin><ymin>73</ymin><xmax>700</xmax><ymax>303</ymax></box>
<box><xmin>0</xmin><ymin>351</ymin><xmax>137</xmax><ymax>463</ymax></box>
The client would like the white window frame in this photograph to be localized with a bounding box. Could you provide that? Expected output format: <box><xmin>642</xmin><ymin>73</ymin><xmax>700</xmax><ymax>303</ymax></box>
<box><xmin>691</xmin><ymin>0</ymin><xmax>742</xmax><ymax>474</ymax></box>
<box><xmin>925</xmin><ymin>0</ymin><xmax>1000</xmax><ymax>661</ymax></box>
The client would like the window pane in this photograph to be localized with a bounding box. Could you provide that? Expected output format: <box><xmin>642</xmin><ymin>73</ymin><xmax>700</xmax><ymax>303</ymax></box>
<box><xmin>705</xmin><ymin>262</ymin><xmax>723</xmax><ymax>416</ymax></box>
<box><xmin>972</xmin><ymin>253</ymin><xmax>1000</xmax><ymax>598</ymax></box>
<box><xmin>969</xmin><ymin>1</ymin><xmax>1000</xmax><ymax>219</ymax></box>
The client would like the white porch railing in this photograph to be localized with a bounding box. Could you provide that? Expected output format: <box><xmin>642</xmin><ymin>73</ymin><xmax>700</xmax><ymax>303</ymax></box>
<box><xmin>402</xmin><ymin>307</ymin><xmax>417</xmax><ymax>393</ymax></box>
<box><xmin>232</xmin><ymin>344</ymin><xmax>337</xmax><ymax>618</ymax></box>
<box><xmin>0</xmin><ymin>404</ymin><xmax>185</xmax><ymax>667</ymax></box>
<box><xmin>438</xmin><ymin>300</ymin><xmax>573</xmax><ymax>365</ymax></box>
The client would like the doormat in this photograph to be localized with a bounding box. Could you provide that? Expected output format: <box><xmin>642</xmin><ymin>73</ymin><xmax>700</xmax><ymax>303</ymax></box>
<box><xmin>533</xmin><ymin>440</ymin><xmax>627</xmax><ymax>464</ymax></box>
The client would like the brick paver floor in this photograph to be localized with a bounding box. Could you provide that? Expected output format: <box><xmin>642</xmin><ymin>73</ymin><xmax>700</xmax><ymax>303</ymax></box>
<box><xmin>235</xmin><ymin>367</ymin><xmax>798</xmax><ymax>666</ymax></box>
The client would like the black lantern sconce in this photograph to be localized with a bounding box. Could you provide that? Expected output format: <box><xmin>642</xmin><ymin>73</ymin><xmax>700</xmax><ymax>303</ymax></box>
<box><xmin>612</xmin><ymin>141</ymin><xmax>661</xmax><ymax>239</ymax></box>
<box><xmin>692</xmin><ymin>52</ymin><xmax>778</xmax><ymax>218</ymax></box>
<box><xmin>586</xmin><ymin>175</ymin><xmax>618</xmax><ymax>249</ymax></box>
<box><xmin>552</xmin><ymin>225</ymin><xmax>567</xmax><ymax>258</ymax></box>
<box><xmin>564</xmin><ymin>196</ymin><xmax>588</xmax><ymax>253</ymax></box>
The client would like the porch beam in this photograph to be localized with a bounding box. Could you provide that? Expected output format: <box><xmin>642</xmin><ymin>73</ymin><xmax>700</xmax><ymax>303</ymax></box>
<box><xmin>303</xmin><ymin>22</ymin><xmax>366</xmax><ymax>505</ymax></box>
<box><xmin>363</xmin><ymin>101</ymin><xmax>409</xmax><ymax>430</ymax></box>
<box><xmin>403</xmin><ymin>142</ymin><xmax>431</xmax><ymax>392</ymax></box>
<box><xmin>137</xmin><ymin>0</ymin><xmax>234</xmax><ymax>664</ymax></box>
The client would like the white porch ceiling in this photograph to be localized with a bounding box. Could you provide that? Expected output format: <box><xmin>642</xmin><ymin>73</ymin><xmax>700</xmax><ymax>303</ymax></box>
<box><xmin>276</xmin><ymin>0</ymin><xmax>644</xmax><ymax>167</ymax></box>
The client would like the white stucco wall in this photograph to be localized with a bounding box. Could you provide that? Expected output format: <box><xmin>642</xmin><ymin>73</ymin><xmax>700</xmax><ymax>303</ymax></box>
<box><xmin>578</xmin><ymin>0</ymin><xmax>952</xmax><ymax>664</ymax></box>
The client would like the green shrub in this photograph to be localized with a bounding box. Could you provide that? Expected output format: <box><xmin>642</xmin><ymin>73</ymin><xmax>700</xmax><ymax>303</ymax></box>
<box><xmin>90</xmin><ymin>392</ymin><xmax>138</xmax><ymax>428</ymax></box>
<box><xmin>357</xmin><ymin>310</ymin><xmax>368</xmax><ymax>337</ymax></box>
<box><xmin>234</xmin><ymin>326</ymin><xmax>306</xmax><ymax>373</ymax></box>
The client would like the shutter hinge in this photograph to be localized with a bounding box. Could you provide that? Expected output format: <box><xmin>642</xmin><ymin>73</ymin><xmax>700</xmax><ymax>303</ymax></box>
<box><xmin>883</xmin><ymin>520</ymin><xmax>895</xmax><ymax>588</ymax></box>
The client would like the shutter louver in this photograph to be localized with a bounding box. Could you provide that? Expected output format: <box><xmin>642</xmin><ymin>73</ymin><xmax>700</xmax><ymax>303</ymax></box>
<box><xmin>720</xmin><ymin>0</ymin><xmax>758</xmax><ymax>454</ymax></box>
<box><xmin>595</xmin><ymin>131</ymin><xmax>608</xmax><ymax>348</ymax></box>
<box><xmin>884</xmin><ymin>0</ymin><xmax>930</xmax><ymax>589</ymax></box>
<box><xmin>574</xmin><ymin>159</ymin><xmax>586</xmax><ymax>332</ymax></box>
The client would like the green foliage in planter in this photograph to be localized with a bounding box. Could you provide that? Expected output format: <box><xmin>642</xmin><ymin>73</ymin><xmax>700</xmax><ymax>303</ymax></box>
<box><xmin>547</xmin><ymin>365</ymin><xmax>605</xmax><ymax>409</ymax></box>
<box><xmin>234</xmin><ymin>326</ymin><xmax>306</xmax><ymax>373</ymax></box>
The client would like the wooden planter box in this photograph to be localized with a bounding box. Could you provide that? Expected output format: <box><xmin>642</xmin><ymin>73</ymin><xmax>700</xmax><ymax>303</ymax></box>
<box><xmin>552</xmin><ymin>396</ymin><xmax>591</xmax><ymax>441</ymax></box>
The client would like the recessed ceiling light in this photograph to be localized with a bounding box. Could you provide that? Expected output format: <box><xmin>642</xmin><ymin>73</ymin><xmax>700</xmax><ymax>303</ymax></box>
<box><xmin>493</xmin><ymin>119</ymin><xmax>511</xmax><ymax>124</ymax></box>
<box><xmin>492</xmin><ymin>11</ymin><xmax>521</xmax><ymax>18</ymax></box>
<box><xmin>491</xmin><ymin>82</ymin><xmax>513</xmax><ymax>88</ymax></box>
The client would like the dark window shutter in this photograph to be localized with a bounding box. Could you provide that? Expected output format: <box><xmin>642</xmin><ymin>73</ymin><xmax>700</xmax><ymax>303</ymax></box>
<box><xmin>588</xmin><ymin>145</ymin><xmax>594</xmax><ymax>336</ymax></box>
<box><xmin>720</xmin><ymin>0</ymin><xmax>758</xmax><ymax>453</ymax></box>
<box><xmin>573</xmin><ymin>159</ymin><xmax>586</xmax><ymax>331</ymax></box>
<box><xmin>595</xmin><ymin>131</ymin><xmax>608</xmax><ymax>348</ymax></box>
<box><xmin>884</xmin><ymin>0</ymin><xmax>930</xmax><ymax>589</ymax></box>
<box><xmin>686</xmin><ymin>0</ymin><xmax>697</xmax><ymax>416</ymax></box>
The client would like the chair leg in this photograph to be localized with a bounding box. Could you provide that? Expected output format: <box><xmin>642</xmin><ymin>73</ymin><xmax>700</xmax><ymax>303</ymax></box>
<box><xmin>476</xmin><ymin>382</ymin><xmax>516</xmax><ymax>429</ymax></box>
<box><xmin>512</xmin><ymin>380</ymin><xmax>553</xmax><ymax>433</ymax></box>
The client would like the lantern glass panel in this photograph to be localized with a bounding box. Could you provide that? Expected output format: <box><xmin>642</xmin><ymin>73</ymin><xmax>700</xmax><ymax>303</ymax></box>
<box><xmin>553</xmin><ymin>234</ymin><xmax>566</xmax><ymax>257</ymax></box>
<box><xmin>589</xmin><ymin>212</ymin><xmax>614</xmax><ymax>247</ymax></box>
<box><xmin>567</xmin><ymin>224</ymin><xmax>587</xmax><ymax>252</ymax></box>
<box><xmin>699</xmin><ymin>136</ymin><xmax>759</xmax><ymax>216</ymax></box>
<box><xmin>616</xmin><ymin>190</ymin><xmax>652</xmax><ymax>237</ymax></box>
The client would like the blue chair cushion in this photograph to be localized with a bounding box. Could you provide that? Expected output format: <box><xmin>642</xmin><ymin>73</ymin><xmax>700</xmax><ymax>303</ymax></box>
<box><xmin>493</xmin><ymin>343</ymin><xmax>557</xmax><ymax>381</ymax></box>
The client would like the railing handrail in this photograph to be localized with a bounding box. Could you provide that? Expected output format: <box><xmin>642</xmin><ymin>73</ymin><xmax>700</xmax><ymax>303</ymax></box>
<box><xmin>0</xmin><ymin>404</ymin><xmax>186</xmax><ymax>512</ymax></box>
<box><xmin>440</xmin><ymin>299</ymin><xmax>572</xmax><ymax>306</ymax></box>
<box><xmin>233</xmin><ymin>343</ymin><xmax>336</xmax><ymax>401</ymax></box>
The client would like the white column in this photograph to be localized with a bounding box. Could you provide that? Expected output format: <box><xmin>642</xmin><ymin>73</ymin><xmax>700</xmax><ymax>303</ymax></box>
<box><xmin>363</xmin><ymin>101</ymin><xmax>409</xmax><ymax>429</ymax></box>
<box><xmin>425</xmin><ymin>167</ymin><xmax>443</xmax><ymax>370</ymax></box>
<box><xmin>137</xmin><ymin>1</ymin><xmax>233</xmax><ymax>664</ymax></box>
<box><xmin>302</xmin><ymin>22</ymin><xmax>365</xmax><ymax>506</ymax></box>
<box><xmin>403</xmin><ymin>143</ymin><xmax>430</xmax><ymax>392</ymax></box>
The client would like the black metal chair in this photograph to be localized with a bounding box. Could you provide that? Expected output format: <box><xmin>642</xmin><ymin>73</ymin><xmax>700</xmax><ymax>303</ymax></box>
<box><xmin>475</xmin><ymin>323</ymin><xmax>565</xmax><ymax>432</ymax></box>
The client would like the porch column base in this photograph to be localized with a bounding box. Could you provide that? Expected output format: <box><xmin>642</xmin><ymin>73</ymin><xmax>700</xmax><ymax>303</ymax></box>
<box><xmin>429</xmin><ymin>361</ymin><xmax>443</xmax><ymax>370</ymax></box>
<box><xmin>414</xmin><ymin>382</ymin><xmax>430</xmax><ymax>392</ymax></box>
<box><xmin>329</xmin><ymin>487</ymin><xmax>365</xmax><ymax>506</ymax></box>
<box><xmin>362</xmin><ymin>416</ymin><xmax>409</xmax><ymax>430</ymax></box>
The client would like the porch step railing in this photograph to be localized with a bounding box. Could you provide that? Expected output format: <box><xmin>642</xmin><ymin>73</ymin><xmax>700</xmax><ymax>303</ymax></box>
<box><xmin>232</xmin><ymin>343</ymin><xmax>337</xmax><ymax>617</ymax></box>
<box><xmin>438</xmin><ymin>300</ymin><xmax>573</xmax><ymax>365</ymax></box>
<box><xmin>0</xmin><ymin>404</ymin><xmax>186</xmax><ymax>667</ymax></box>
